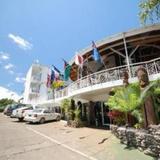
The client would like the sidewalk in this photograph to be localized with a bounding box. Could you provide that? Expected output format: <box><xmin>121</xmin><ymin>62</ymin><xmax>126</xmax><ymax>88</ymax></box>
<box><xmin>27</xmin><ymin>121</ymin><xmax>154</xmax><ymax>160</ymax></box>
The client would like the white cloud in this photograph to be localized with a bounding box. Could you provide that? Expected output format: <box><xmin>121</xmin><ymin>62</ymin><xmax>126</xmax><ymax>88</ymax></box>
<box><xmin>0</xmin><ymin>86</ymin><xmax>21</xmax><ymax>101</ymax></box>
<box><xmin>8</xmin><ymin>33</ymin><xmax>33</xmax><ymax>50</ymax></box>
<box><xmin>15</xmin><ymin>77</ymin><xmax>26</xmax><ymax>83</ymax></box>
<box><xmin>3</xmin><ymin>63</ymin><xmax>15</xmax><ymax>75</ymax></box>
<box><xmin>7</xmin><ymin>83</ymin><xmax>14</xmax><ymax>87</ymax></box>
<box><xmin>8</xmin><ymin>70</ymin><xmax>15</xmax><ymax>75</ymax></box>
<box><xmin>0</xmin><ymin>52</ymin><xmax>10</xmax><ymax>60</ymax></box>
<box><xmin>4</xmin><ymin>63</ymin><xmax>14</xmax><ymax>70</ymax></box>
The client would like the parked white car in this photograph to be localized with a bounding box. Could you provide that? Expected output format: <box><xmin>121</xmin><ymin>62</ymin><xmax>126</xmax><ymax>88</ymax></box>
<box><xmin>14</xmin><ymin>105</ymin><xmax>34</xmax><ymax>121</ymax></box>
<box><xmin>24</xmin><ymin>109</ymin><xmax>61</xmax><ymax>124</ymax></box>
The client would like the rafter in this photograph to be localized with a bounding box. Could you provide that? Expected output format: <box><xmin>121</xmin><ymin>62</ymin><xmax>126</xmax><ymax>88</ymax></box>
<box><xmin>109</xmin><ymin>47</ymin><xmax>126</xmax><ymax>58</ymax></box>
<box><xmin>129</xmin><ymin>45</ymin><xmax>139</xmax><ymax>57</ymax></box>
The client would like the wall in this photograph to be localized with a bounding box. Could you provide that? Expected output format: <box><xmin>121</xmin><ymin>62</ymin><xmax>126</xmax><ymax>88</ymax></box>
<box><xmin>110</xmin><ymin>125</ymin><xmax>160</xmax><ymax>157</ymax></box>
<box><xmin>23</xmin><ymin>64</ymin><xmax>49</xmax><ymax>105</ymax></box>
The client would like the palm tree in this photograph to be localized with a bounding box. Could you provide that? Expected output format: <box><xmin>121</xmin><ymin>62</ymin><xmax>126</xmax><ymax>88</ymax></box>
<box><xmin>61</xmin><ymin>99</ymin><xmax>75</xmax><ymax>125</ymax></box>
<box><xmin>139</xmin><ymin>0</ymin><xmax>160</xmax><ymax>24</ymax></box>
<box><xmin>61</xmin><ymin>99</ymin><xmax>71</xmax><ymax>122</ymax></box>
<box><xmin>107</xmin><ymin>84</ymin><xmax>142</xmax><ymax>125</ymax></box>
<box><xmin>107</xmin><ymin>79</ymin><xmax>160</xmax><ymax>127</ymax></box>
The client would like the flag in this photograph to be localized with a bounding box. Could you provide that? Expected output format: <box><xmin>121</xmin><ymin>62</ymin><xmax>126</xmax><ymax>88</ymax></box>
<box><xmin>53</xmin><ymin>65</ymin><xmax>61</xmax><ymax>74</ymax></box>
<box><xmin>59</xmin><ymin>73</ymin><xmax>64</xmax><ymax>81</ymax></box>
<box><xmin>53</xmin><ymin>65</ymin><xmax>61</xmax><ymax>80</ymax></box>
<box><xmin>64</xmin><ymin>64</ymin><xmax>71</xmax><ymax>81</ymax></box>
<box><xmin>46</xmin><ymin>74</ymin><xmax>51</xmax><ymax>88</ymax></box>
<box><xmin>92</xmin><ymin>41</ymin><xmax>101</xmax><ymax>62</ymax></box>
<box><xmin>75</xmin><ymin>54</ymin><xmax>83</xmax><ymax>66</ymax></box>
<box><xmin>61</xmin><ymin>59</ymin><xmax>71</xmax><ymax>81</ymax></box>
<box><xmin>62</xmin><ymin>58</ymin><xmax>68</xmax><ymax>69</ymax></box>
<box><xmin>50</xmin><ymin>67</ymin><xmax>55</xmax><ymax>83</ymax></box>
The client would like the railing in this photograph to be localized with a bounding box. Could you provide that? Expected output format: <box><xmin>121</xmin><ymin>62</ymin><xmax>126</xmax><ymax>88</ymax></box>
<box><xmin>130</xmin><ymin>57</ymin><xmax>160</xmax><ymax>77</ymax></box>
<box><xmin>69</xmin><ymin>65</ymin><xmax>127</xmax><ymax>93</ymax></box>
<box><xmin>30</xmin><ymin>88</ymin><xmax>40</xmax><ymax>94</ymax></box>
<box><xmin>55</xmin><ymin>87</ymin><xmax>68</xmax><ymax>99</ymax></box>
<box><xmin>31</xmin><ymin>75</ymin><xmax>41</xmax><ymax>82</ymax></box>
<box><xmin>55</xmin><ymin>57</ymin><xmax>160</xmax><ymax>99</ymax></box>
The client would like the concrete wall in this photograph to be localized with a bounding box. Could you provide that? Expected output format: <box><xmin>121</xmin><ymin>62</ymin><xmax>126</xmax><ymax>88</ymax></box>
<box><xmin>23</xmin><ymin>64</ymin><xmax>49</xmax><ymax>105</ymax></box>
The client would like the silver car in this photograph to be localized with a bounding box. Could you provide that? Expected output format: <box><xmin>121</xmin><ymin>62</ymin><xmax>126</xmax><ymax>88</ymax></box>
<box><xmin>24</xmin><ymin>109</ymin><xmax>61</xmax><ymax>124</ymax></box>
<box><xmin>14</xmin><ymin>105</ymin><xmax>34</xmax><ymax>121</ymax></box>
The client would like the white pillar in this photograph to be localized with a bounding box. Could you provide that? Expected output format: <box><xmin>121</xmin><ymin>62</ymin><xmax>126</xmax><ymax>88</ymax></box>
<box><xmin>123</xmin><ymin>33</ymin><xmax>131</xmax><ymax>78</ymax></box>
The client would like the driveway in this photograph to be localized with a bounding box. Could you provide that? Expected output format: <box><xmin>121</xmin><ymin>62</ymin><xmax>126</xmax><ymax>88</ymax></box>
<box><xmin>0</xmin><ymin>113</ymin><xmax>154</xmax><ymax>160</ymax></box>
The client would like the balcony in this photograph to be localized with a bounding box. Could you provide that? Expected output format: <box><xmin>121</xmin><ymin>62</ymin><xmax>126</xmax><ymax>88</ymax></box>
<box><xmin>55</xmin><ymin>57</ymin><xmax>160</xmax><ymax>101</ymax></box>
<box><xmin>29</xmin><ymin>88</ymin><xmax>40</xmax><ymax>95</ymax></box>
<box><xmin>31</xmin><ymin>75</ymin><xmax>41</xmax><ymax>83</ymax></box>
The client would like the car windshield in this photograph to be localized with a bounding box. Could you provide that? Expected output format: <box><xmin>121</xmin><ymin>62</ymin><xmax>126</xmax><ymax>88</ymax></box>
<box><xmin>33</xmin><ymin>109</ymin><xmax>42</xmax><ymax>113</ymax></box>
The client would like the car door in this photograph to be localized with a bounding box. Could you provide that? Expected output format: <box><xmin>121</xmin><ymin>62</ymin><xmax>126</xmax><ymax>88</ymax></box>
<box><xmin>43</xmin><ymin>110</ymin><xmax>51</xmax><ymax>121</ymax></box>
<box><xmin>50</xmin><ymin>110</ymin><xmax>56</xmax><ymax>120</ymax></box>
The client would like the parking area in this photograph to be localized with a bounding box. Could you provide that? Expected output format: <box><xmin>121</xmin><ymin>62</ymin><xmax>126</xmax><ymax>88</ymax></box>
<box><xmin>0</xmin><ymin>113</ymin><xmax>154</xmax><ymax>160</ymax></box>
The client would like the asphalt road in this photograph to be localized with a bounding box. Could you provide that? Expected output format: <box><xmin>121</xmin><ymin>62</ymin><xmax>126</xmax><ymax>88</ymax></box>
<box><xmin>0</xmin><ymin>113</ymin><xmax>154</xmax><ymax>160</ymax></box>
<box><xmin>0</xmin><ymin>114</ymin><xmax>89</xmax><ymax>160</ymax></box>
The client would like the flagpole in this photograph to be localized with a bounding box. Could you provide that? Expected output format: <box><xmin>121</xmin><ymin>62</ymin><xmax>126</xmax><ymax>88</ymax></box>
<box><xmin>77</xmin><ymin>65</ymin><xmax>80</xmax><ymax>80</ymax></box>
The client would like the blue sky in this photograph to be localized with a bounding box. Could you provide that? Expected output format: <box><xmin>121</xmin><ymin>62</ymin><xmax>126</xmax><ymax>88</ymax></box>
<box><xmin>0</xmin><ymin>0</ymin><xmax>143</xmax><ymax>94</ymax></box>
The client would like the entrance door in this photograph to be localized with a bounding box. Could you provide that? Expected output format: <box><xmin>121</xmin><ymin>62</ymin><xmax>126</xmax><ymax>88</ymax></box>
<box><xmin>101</xmin><ymin>102</ymin><xmax>110</xmax><ymax>126</ymax></box>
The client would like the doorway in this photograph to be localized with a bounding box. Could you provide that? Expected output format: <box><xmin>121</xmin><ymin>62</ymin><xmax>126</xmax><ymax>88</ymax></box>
<box><xmin>94</xmin><ymin>102</ymin><xmax>110</xmax><ymax>127</ymax></box>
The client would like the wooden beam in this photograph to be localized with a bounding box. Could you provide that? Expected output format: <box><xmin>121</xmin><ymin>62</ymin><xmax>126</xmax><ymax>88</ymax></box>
<box><xmin>141</xmin><ymin>44</ymin><xmax>160</xmax><ymax>50</ymax></box>
<box><xmin>99</xmin><ymin>35</ymin><xmax>160</xmax><ymax>54</ymax></box>
<box><xmin>109</xmin><ymin>47</ymin><xmax>126</xmax><ymax>58</ymax></box>
<box><xmin>129</xmin><ymin>45</ymin><xmax>139</xmax><ymax>57</ymax></box>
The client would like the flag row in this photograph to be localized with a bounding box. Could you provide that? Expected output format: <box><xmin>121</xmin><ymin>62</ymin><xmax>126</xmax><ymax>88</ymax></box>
<box><xmin>46</xmin><ymin>41</ymin><xmax>102</xmax><ymax>88</ymax></box>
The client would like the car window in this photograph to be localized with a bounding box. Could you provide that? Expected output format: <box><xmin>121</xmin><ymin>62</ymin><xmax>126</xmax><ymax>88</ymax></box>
<box><xmin>33</xmin><ymin>109</ymin><xmax>42</xmax><ymax>113</ymax></box>
<box><xmin>43</xmin><ymin>110</ymin><xmax>51</xmax><ymax>113</ymax></box>
<box><xmin>25</xmin><ymin>107</ymin><xmax>33</xmax><ymax>110</ymax></box>
<box><xmin>35</xmin><ymin>106</ymin><xmax>42</xmax><ymax>109</ymax></box>
<box><xmin>50</xmin><ymin>110</ymin><xmax>54</xmax><ymax>113</ymax></box>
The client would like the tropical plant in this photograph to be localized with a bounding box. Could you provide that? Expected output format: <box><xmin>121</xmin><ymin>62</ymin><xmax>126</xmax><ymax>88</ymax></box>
<box><xmin>106</xmin><ymin>84</ymin><xmax>142</xmax><ymax>125</ymax></box>
<box><xmin>72</xmin><ymin>107</ymin><xmax>83</xmax><ymax>127</ymax></box>
<box><xmin>134</xmin><ymin>123</ymin><xmax>142</xmax><ymax>129</ymax></box>
<box><xmin>61</xmin><ymin>98</ymin><xmax>71</xmax><ymax>113</ymax></box>
<box><xmin>107</xmin><ymin>79</ymin><xmax>160</xmax><ymax>127</ymax></box>
<box><xmin>74</xmin><ymin>108</ymin><xmax>81</xmax><ymax>121</ymax></box>
<box><xmin>139</xmin><ymin>0</ymin><xmax>160</xmax><ymax>24</ymax></box>
<box><xmin>61</xmin><ymin>99</ymin><xmax>71</xmax><ymax>122</ymax></box>
<box><xmin>51</xmin><ymin>80</ymin><xmax>64</xmax><ymax>89</ymax></box>
<box><xmin>61</xmin><ymin>99</ymin><xmax>75</xmax><ymax>125</ymax></box>
<box><xmin>107</xmin><ymin>111</ymin><xmax>125</xmax><ymax>126</ymax></box>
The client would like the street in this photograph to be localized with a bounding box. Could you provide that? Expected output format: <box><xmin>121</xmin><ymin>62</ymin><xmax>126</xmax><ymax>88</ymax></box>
<box><xmin>0</xmin><ymin>113</ymin><xmax>153</xmax><ymax>160</ymax></box>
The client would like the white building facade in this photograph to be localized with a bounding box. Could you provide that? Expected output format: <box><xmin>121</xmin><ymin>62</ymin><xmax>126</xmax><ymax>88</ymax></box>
<box><xmin>23</xmin><ymin>63</ymin><xmax>52</xmax><ymax>105</ymax></box>
<box><xmin>23</xmin><ymin>25</ymin><xmax>160</xmax><ymax>126</ymax></box>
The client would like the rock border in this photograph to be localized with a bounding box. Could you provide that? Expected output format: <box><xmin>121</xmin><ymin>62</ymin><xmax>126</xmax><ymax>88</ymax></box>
<box><xmin>110</xmin><ymin>124</ymin><xmax>160</xmax><ymax>157</ymax></box>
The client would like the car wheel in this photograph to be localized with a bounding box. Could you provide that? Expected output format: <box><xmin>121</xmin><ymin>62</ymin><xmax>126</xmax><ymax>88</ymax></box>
<box><xmin>18</xmin><ymin>118</ymin><xmax>23</xmax><ymax>121</ymax></box>
<box><xmin>39</xmin><ymin>118</ymin><xmax>45</xmax><ymax>124</ymax></box>
<box><xmin>56</xmin><ymin>116</ymin><xmax>61</xmax><ymax>121</ymax></box>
